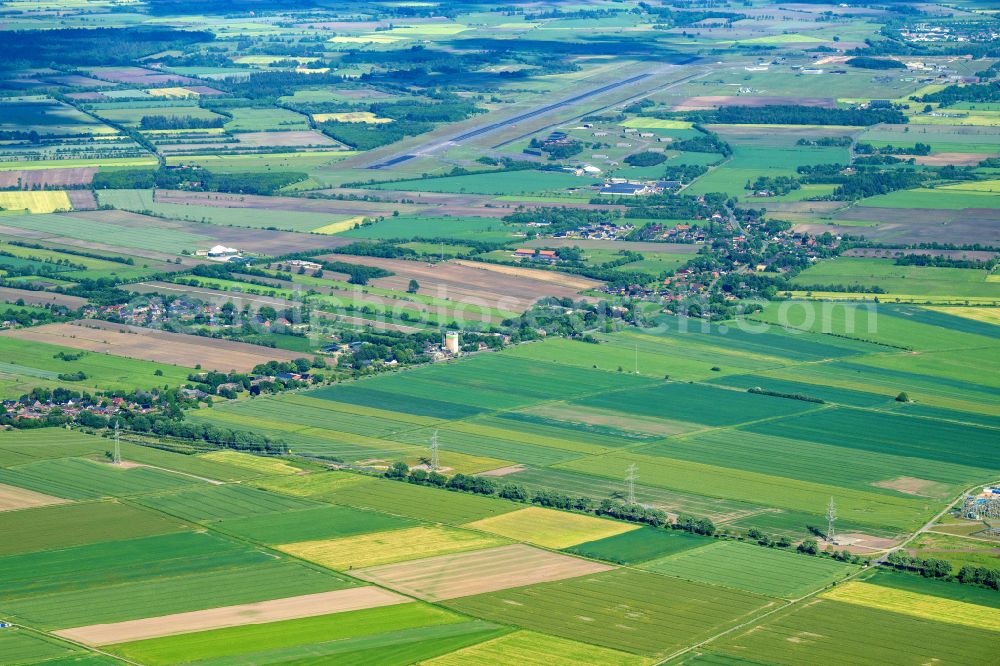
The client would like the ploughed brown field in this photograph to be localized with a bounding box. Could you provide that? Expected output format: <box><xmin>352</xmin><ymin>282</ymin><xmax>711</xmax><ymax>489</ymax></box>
<box><xmin>314</xmin><ymin>255</ymin><xmax>602</xmax><ymax>311</ymax></box>
<box><xmin>0</xmin><ymin>167</ymin><xmax>97</xmax><ymax>188</ymax></box>
<box><xmin>0</xmin><ymin>286</ymin><xmax>89</xmax><ymax>308</ymax></box>
<box><xmin>0</xmin><ymin>320</ymin><xmax>303</xmax><ymax>372</ymax></box>
<box><xmin>909</xmin><ymin>152</ymin><xmax>998</xmax><ymax>166</ymax></box>
<box><xmin>152</xmin><ymin>189</ymin><xmax>416</xmax><ymax>216</ymax></box>
<box><xmin>55</xmin><ymin>588</ymin><xmax>410</xmax><ymax>645</ymax></box>
<box><xmin>0</xmin><ymin>482</ymin><xmax>68</xmax><ymax>512</ymax></box>
<box><xmin>353</xmin><ymin>544</ymin><xmax>614</xmax><ymax>601</ymax></box>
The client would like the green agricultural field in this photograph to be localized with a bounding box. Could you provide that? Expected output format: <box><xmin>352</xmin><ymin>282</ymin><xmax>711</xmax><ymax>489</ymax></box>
<box><xmin>0</xmin><ymin>502</ymin><xmax>186</xmax><ymax>557</ymax></box>
<box><xmin>501</xmin><ymin>465</ymin><xmax>768</xmax><ymax>522</ymax></box>
<box><xmin>97</xmin><ymin>189</ymin><xmax>343</xmax><ymax>233</ymax></box>
<box><xmin>224</xmin><ymin>107</ymin><xmax>310</xmax><ymax>131</ymax></box>
<box><xmin>0</xmin><ymin>98</ymin><xmax>115</xmax><ymax>136</ymax></box>
<box><xmin>862</xmin><ymin>188</ymin><xmax>1000</xmax><ymax>209</ymax></box>
<box><xmin>0</xmin><ymin>213</ymin><xmax>214</xmax><ymax>255</ymax></box>
<box><xmin>0</xmin><ymin>531</ymin><xmax>267</xmax><ymax>600</ymax></box>
<box><xmin>706</xmin><ymin>372</ymin><xmax>893</xmax><ymax>407</ymax></box>
<box><xmin>685</xmin><ymin>145</ymin><xmax>849</xmax><ymax>198</ymax></box>
<box><xmin>107</xmin><ymin>604</ymin><xmax>505</xmax><ymax>666</ymax></box>
<box><xmin>115</xmin><ymin>443</ymin><xmax>273</xmax><ymax>482</ymax></box>
<box><xmin>446</xmin><ymin>568</ymin><xmax>773</xmax><ymax>658</ymax></box>
<box><xmin>572</xmin><ymin>381</ymin><xmax>819</xmax><ymax>427</ymax></box>
<box><xmin>558</xmin><ymin>451</ymin><xmax>932</xmax><ymax>533</ymax></box>
<box><xmin>861</xmin><ymin>569</ymin><xmax>1000</xmax><ymax>609</ymax></box>
<box><xmin>363</xmin><ymin>170</ymin><xmax>601</xmax><ymax>196</ymax></box>
<box><xmin>164</xmin><ymin>150</ymin><xmax>354</xmax><ymax>173</ymax></box>
<box><xmin>0</xmin><ymin>241</ymin><xmax>167</xmax><ymax>282</ymax></box>
<box><xmin>751</xmin><ymin>300</ymin><xmax>998</xmax><ymax>351</ymax></box>
<box><xmin>908</xmin><ymin>532</ymin><xmax>1000</xmax><ymax>572</ymax></box>
<box><xmin>309</xmin><ymin>353</ymin><xmax>652</xmax><ymax>418</ymax></box>
<box><xmin>4</xmin><ymin>558</ymin><xmax>355</xmax><ymax>630</ymax></box>
<box><xmin>0</xmin><ymin>429</ymin><xmax>106</xmax><ymax>467</ymax></box>
<box><xmin>320</xmin><ymin>476</ymin><xmax>521</xmax><ymax>524</ymax></box>
<box><xmin>640</xmin><ymin>540</ymin><xmax>858</xmax><ymax>599</ymax></box>
<box><xmin>387</xmin><ymin>425</ymin><xmax>591</xmax><ymax>466</ymax></box>
<box><xmin>212</xmin><ymin>504</ymin><xmax>414</xmax><ymax>543</ymax></box>
<box><xmin>0</xmin><ymin>337</ymin><xmax>193</xmax><ymax>399</ymax></box>
<box><xmin>0</xmin><ymin>457</ymin><xmax>199</xmax><ymax>500</ymax></box>
<box><xmin>742</xmin><ymin>407</ymin><xmax>1000</xmax><ymax>469</ymax></box>
<box><xmin>565</xmin><ymin>526</ymin><xmax>710</xmax><ymax>564</ymax></box>
<box><xmin>341</xmin><ymin>215</ymin><xmax>521</xmax><ymax>243</ymax></box>
<box><xmin>502</xmin><ymin>333</ymin><xmax>772</xmax><ymax>381</ymax></box>
<box><xmin>134</xmin><ymin>484</ymin><xmax>324</xmax><ymax>521</ymax></box>
<box><xmin>791</xmin><ymin>257</ymin><xmax>998</xmax><ymax>299</ymax></box>
<box><xmin>425</xmin><ymin>630</ymin><xmax>649</xmax><ymax>666</ymax></box>
<box><xmin>0</xmin><ymin>7</ymin><xmax>995</xmax><ymax>664</ymax></box>
<box><xmin>712</xmin><ymin>598</ymin><xmax>999</xmax><ymax>665</ymax></box>
<box><xmin>636</xmin><ymin>428</ymin><xmax>992</xmax><ymax>499</ymax></box>
<box><xmin>0</xmin><ymin>627</ymin><xmax>91</xmax><ymax>665</ymax></box>
<box><xmin>93</xmin><ymin>104</ymin><xmax>226</xmax><ymax>126</ymax></box>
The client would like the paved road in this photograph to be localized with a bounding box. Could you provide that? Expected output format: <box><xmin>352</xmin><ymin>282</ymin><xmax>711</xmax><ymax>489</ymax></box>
<box><xmin>366</xmin><ymin>72</ymin><xmax>660</xmax><ymax>169</ymax></box>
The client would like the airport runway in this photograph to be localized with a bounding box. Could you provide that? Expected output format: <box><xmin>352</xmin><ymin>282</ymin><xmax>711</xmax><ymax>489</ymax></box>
<box><xmin>365</xmin><ymin>70</ymin><xmax>668</xmax><ymax>170</ymax></box>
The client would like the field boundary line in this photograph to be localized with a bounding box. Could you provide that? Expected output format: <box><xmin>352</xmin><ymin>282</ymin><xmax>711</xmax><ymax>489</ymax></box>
<box><xmin>0</xmin><ymin>622</ymin><xmax>145</xmax><ymax>666</ymax></box>
<box><xmin>652</xmin><ymin>479</ymin><xmax>1000</xmax><ymax>665</ymax></box>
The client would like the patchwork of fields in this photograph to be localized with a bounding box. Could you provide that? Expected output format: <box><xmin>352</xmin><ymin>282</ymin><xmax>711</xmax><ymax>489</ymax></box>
<box><xmin>0</xmin><ymin>299</ymin><xmax>997</xmax><ymax>663</ymax></box>
<box><xmin>192</xmin><ymin>310</ymin><xmax>999</xmax><ymax>543</ymax></box>
<box><xmin>1</xmin><ymin>1</ymin><xmax>999</xmax><ymax>663</ymax></box>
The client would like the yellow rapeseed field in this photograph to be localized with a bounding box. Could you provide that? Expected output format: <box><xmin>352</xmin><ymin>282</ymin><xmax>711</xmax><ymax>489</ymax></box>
<box><xmin>0</xmin><ymin>191</ymin><xmax>72</xmax><ymax>213</ymax></box>
<box><xmin>822</xmin><ymin>581</ymin><xmax>1000</xmax><ymax>631</ymax></box>
<box><xmin>464</xmin><ymin>506</ymin><xmax>638</xmax><ymax>549</ymax></box>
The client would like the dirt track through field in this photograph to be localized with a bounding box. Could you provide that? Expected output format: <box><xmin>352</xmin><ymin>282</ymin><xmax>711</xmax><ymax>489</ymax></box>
<box><xmin>0</xmin><ymin>482</ymin><xmax>68</xmax><ymax>512</ymax></box>
<box><xmin>54</xmin><ymin>587</ymin><xmax>411</xmax><ymax>646</ymax></box>
<box><xmin>1</xmin><ymin>320</ymin><xmax>302</xmax><ymax>372</ymax></box>
<box><xmin>353</xmin><ymin>544</ymin><xmax>613</xmax><ymax>601</ymax></box>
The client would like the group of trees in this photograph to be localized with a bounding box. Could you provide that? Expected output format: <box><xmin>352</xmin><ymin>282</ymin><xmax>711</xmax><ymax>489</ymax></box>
<box><xmin>797</xmin><ymin>136</ymin><xmax>853</xmax><ymax>147</ymax></box>
<box><xmin>747</xmin><ymin>175</ymin><xmax>800</xmax><ymax>196</ymax></box>
<box><xmin>895</xmin><ymin>254</ymin><xmax>996</xmax><ymax>269</ymax></box>
<box><xmin>319</xmin><ymin>259</ymin><xmax>393</xmax><ymax>285</ymax></box>
<box><xmin>884</xmin><ymin>551</ymin><xmax>955</xmax><ymax>580</ymax></box>
<box><xmin>92</xmin><ymin>167</ymin><xmax>307</xmax><ymax>196</ymax></box>
<box><xmin>0</xmin><ymin>27</ymin><xmax>212</xmax><ymax>67</ymax></box>
<box><xmin>684</xmin><ymin>105</ymin><xmax>907</xmax><ymax>126</ymax></box>
<box><xmin>112</xmin><ymin>410</ymin><xmax>289</xmax><ymax>454</ymax></box>
<box><xmin>624</xmin><ymin>151</ymin><xmax>667</xmax><ymax>167</ymax></box>
<box><xmin>139</xmin><ymin>116</ymin><xmax>225</xmax><ymax>130</ymax></box>
<box><xmin>919</xmin><ymin>81</ymin><xmax>1000</xmax><ymax>106</ymax></box>
<box><xmin>670</xmin><ymin>128</ymin><xmax>732</xmax><ymax>157</ymax></box>
<box><xmin>846</xmin><ymin>56</ymin><xmax>907</xmax><ymax>70</ymax></box>
<box><xmin>855</xmin><ymin>142</ymin><xmax>931</xmax><ymax>156</ymax></box>
<box><xmin>319</xmin><ymin>97</ymin><xmax>482</xmax><ymax>150</ymax></box>
<box><xmin>833</xmin><ymin>169</ymin><xmax>924</xmax><ymax>199</ymax></box>
<box><xmin>502</xmin><ymin>206</ymin><xmax>622</xmax><ymax>236</ymax></box>
<box><xmin>661</xmin><ymin>163</ymin><xmax>708</xmax><ymax>184</ymax></box>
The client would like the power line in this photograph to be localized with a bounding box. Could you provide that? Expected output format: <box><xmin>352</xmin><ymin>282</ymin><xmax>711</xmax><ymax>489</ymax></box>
<box><xmin>826</xmin><ymin>497</ymin><xmax>837</xmax><ymax>543</ymax></box>
<box><xmin>430</xmin><ymin>429</ymin><xmax>439</xmax><ymax>472</ymax></box>
<box><xmin>626</xmin><ymin>463</ymin><xmax>637</xmax><ymax>505</ymax></box>
<box><xmin>113</xmin><ymin>420</ymin><xmax>121</xmax><ymax>465</ymax></box>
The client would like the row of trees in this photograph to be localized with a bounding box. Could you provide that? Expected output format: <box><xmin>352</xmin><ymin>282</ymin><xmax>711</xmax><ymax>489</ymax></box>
<box><xmin>92</xmin><ymin>166</ymin><xmax>307</xmax><ymax>196</ymax></box>
<box><xmin>384</xmin><ymin>461</ymin><xmax>717</xmax><ymax>535</ymax></box>
<box><xmin>684</xmin><ymin>105</ymin><xmax>907</xmax><ymax>126</ymax></box>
